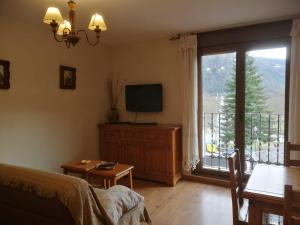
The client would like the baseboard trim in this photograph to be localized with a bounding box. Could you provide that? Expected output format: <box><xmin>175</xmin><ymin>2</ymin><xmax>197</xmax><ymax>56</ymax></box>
<box><xmin>183</xmin><ymin>174</ymin><xmax>230</xmax><ymax>188</ymax></box>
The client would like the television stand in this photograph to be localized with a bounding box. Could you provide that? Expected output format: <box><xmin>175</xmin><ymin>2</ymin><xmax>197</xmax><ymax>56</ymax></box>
<box><xmin>98</xmin><ymin>123</ymin><xmax>182</xmax><ymax>186</ymax></box>
<box><xmin>132</xmin><ymin>122</ymin><xmax>158</xmax><ymax>125</ymax></box>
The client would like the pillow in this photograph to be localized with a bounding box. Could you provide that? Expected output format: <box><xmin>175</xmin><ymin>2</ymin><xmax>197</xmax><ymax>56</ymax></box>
<box><xmin>94</xmin><ymin>185</ymin><xmax>144</xmax><ymax>225</ymax></box>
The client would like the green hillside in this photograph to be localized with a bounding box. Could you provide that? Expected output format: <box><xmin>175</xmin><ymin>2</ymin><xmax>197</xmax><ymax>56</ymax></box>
<box><xmin>202</xmin><ymin>56</ymin><xmax>285</xmax><ymax>97</ymax></box>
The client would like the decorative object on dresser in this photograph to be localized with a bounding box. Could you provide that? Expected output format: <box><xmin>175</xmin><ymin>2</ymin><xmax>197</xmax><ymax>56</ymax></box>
<box><xmin>0</xmin><ymin>59</ymin><xmax>10</xmax><ymax>89</ymax></box>
<box><xmin>98</xmin><ymin>124</ymin><xmax>182</xmax><ymax>186</ymax></box>
<box><xmin>60</xmin><ymin>65</ymin><xmax>76</xmax><ymax>89</ymax></box>
<box><xmin>107</xmin><ymin>73</ymin><xmax>126</xmax><ymax>123</ymax></box>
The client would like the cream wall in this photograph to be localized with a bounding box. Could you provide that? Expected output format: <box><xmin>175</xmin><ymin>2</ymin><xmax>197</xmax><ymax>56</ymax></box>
<box><xmin>111</xmin><ymin>39</ymin><xmax>182</xmax><ymax>124</ymax></box>
<box><xmin>0</xmin><ymin>16</ymin><xmax>182</xmax><ymax>172</ymax></box>
<box><xmin>0</xmin><ymin>16</ymin><xmax>111</xmax><ymax>172</ymax></box>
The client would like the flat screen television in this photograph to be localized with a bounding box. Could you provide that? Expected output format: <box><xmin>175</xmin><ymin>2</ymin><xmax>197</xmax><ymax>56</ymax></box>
<box><xmin>125</xmin><ymin>84</ymin><xmax>163</xmax><ymax>112</ymax></box>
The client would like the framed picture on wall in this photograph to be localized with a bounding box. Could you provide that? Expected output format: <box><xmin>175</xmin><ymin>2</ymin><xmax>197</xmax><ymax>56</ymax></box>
<box><xmin>60</xmin><ymin>65</ymin><xmax>76</xmax><ymax>89</ymax></box>
<box><xmin>0</xmin><ymin>60</ymin><xmax>10</xmax><ymax>89</ymax></box>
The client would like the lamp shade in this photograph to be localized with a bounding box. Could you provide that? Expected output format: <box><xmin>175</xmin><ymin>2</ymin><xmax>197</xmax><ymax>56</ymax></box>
<box><xmin>88</xmin><ymin>14</ymin><xmax>107</xmax><ymax>31</ymax></box>
<box><xmin>57</xmin><ymin>20</ymin><xmax>71</xmax><ymax>36</ymax></box>
<box><xmin>43</xmin><ymin>7</ymin><xmax>64</xmax><ymax>24</ymax></box>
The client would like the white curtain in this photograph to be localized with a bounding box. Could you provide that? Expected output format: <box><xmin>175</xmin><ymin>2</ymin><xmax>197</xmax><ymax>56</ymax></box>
<box><xmin>289</xmin><ymin>19</ymin><xmax>300</xmax><ymax>144</ymax></box>
<box><xmin>179</xmin><ymin>34</ymin><xmax>201</xmax><ymax>173</ymax></box>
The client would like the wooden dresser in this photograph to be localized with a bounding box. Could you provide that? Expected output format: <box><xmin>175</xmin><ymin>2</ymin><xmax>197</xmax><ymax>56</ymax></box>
<box><xmin>98</xmin><ymin>124</ymin><xmax>182</xmax><ymax>186</ymax></box>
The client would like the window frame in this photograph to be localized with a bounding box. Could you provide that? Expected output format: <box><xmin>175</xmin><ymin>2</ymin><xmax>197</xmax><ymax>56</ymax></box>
<box><xmin>196</xmin><ymin>31</ymin><xmax>291</xmax><ymax>178</ymax></box>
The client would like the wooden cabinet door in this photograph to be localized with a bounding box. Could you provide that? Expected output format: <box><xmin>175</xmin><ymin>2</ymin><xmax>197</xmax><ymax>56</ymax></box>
<box><xmin>99</xmin><ymin>124</ymin><xmax>182</xmax><ymax>186</ymax></box>
<box><xmin>145</xmin><ymin>143</ymin><xmax>170</xmax><ymax>182</ymax></box>
<box><xmin>124</xmin><ymin>142</ymin><xmax>145</xmax><ymax>178</ymax></box>
<box><xmin>101</xmin><ymin>127</ymin><xmax>122</xmax><ymax>162</ymax></box>
<box><xmin>118</xmin><ymin>143</ymin><xmax>127</xmax><ymax>164</ymax></box>
<box><xmin>102</xmin><ymin>141</ymin><xmax>119</xmax><ymax>162</ymax></box>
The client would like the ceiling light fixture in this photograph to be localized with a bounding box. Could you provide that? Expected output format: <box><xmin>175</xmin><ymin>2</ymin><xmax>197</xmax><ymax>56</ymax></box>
<box><xmin>43</xmin><ymin>0</ymin><xmax>107</xmax><ymax>48</ymax></box>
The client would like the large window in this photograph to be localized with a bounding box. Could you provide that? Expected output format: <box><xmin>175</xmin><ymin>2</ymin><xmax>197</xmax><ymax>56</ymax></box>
<box><xmin>202</xmin><ymin>52</ymin><xmax>236</xmax><ymax>170</ymax></box>
<box><xmin>245</xmin><ymin>48</ymin><xmax>286</xmax><ymax>172</ymax></box>
<box><xmin>198</xmin><ymin>20</ymin><xmax>292</xmax><ymax>174</ymax></box>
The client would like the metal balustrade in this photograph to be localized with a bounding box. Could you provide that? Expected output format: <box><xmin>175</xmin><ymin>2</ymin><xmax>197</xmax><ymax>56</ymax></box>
<box><xmin>202</xmin><ymin>112</ymin><xmax>285</xmax><ymax>172</ymax></box>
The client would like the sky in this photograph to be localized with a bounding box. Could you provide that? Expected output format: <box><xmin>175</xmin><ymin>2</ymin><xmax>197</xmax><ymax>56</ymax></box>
<box><xmin>249</xmin><ymin>47</ymin><xmax>286</xmax><ymax>59</ymax></box>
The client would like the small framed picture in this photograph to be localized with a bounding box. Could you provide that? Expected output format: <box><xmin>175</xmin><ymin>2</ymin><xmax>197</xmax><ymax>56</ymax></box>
<box><xmin>0</xmin><ymin>60</ymin><xmax>10</xmax><ymax>89</ymax></box>
<box><xmin>60</xmin><ymin>65</ymin><xmax>76</xmax><ymax>89</ymax></box>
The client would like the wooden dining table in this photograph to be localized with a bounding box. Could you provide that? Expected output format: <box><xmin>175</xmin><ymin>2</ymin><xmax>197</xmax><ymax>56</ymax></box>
<box><xmin>243</xmin><ymin>164</ymin><xmax>300</xmax><ymax>225</ymax></box>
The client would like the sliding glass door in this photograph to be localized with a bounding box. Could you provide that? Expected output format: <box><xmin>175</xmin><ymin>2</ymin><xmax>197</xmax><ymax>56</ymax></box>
<box><xmin>244</xmin><ymin>47</ymin><xmax>287</xmax><ymax>172</ymax></box>
<box><xmin>202</xmin><ymin>52</ymin><xmax>237</xmax><ymax>170</ymax></box>
<box><xmin>201</xmin><ymin>45</ymin><xmax>289</xmax><ymax>173</ymax></box>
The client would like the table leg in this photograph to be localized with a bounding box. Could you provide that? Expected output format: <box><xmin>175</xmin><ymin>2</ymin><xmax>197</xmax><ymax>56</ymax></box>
<box><xmin>248</xmin><ymin>200</ymin><xmax>263</xmax><ymax>225</ymax></box>
<box><xmin>129</xmin><ymin>170</ymin><xmax>133</xmax><ymax>189</ymax></box>
<box><xmin>104</xmin><ymin>179</ymin><xmax>107</xmax><ymax>189</ymax></box>
<box><xmin>87</xmin><ymin>174</ymin><xmax>91</xmax><ymax>184</ymax></box>
<box><xmin>113</xmin><ymin>177</ymin><xmax>117</xmax><ymax>186</ymax></box>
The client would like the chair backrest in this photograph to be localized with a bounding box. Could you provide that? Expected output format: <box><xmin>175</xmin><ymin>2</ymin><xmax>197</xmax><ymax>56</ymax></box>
<box><xmin>228</xmin><ymin>150</ymin><xmax>244</xmax><ymax>225</ymax></box>
<box><xmin>285</xmin><ymin>142</ymin><xmax>300</xmax><ymax>167</ymax></box>
<box><xmin>284</xmin><ymin>185</ymin><xmax>300</xmax><ymax>225</ymax></box>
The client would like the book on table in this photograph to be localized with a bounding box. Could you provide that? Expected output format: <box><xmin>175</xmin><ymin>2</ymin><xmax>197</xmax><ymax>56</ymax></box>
<box><xmin>96</xmin><ymin>162</ymin><xmax>118</xmax><ymax>170</ymax></box>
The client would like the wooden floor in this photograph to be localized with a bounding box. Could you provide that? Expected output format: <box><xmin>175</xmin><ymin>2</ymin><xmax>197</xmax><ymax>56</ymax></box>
<box><xmin>131</xmin><ymin>179</ymin><xmax>232</xmax><ymax>225</ymax></box>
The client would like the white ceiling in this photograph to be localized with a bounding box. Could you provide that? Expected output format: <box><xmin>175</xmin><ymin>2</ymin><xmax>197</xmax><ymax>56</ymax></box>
<box><xmin>1</xmin><ymin>0</ymin><xmax>299</xmax><ymax>46</ymax></box>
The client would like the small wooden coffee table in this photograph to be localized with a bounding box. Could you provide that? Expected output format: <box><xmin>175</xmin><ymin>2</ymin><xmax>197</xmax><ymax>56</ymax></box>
<box><xmin>88</xmin><ymin>164</ymin><xmax>134</xmax><ymax>189</ymax></box>
<box><xmin>61</xmin><ymin>160</ymin><xmax>102</xmax><ymax>178</ymax></box>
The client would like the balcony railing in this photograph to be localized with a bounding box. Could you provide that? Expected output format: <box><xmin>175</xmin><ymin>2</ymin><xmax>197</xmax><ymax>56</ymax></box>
<box><xmin>202</xmin><ymin>112</ymin><xmax>285</xmax><ymax>172</ymax></box>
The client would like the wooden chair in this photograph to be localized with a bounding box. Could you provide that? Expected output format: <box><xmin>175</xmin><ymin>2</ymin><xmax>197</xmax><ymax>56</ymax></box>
<box><xmin>229</xmin><ymin>150</ymin><xmax>284</xmax><ymax>225</ymax></box>
<box><xmin>285</xmin><ymin>142</ymin><xmax>300</xmax><ymax>167</ymax></box>
<box><xmin>284</xmin><ymin>185</ymin><xmax>300</xmax><ymax>225</ymax></box>
<box><xmin>229</xmin><ymin>150</ymin><xmax>248</xmax><ymax>225</ymax></box>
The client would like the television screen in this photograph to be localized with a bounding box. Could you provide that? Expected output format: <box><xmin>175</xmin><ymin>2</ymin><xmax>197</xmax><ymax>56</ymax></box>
<box><xmin>125</xmin><ymin>84</ymin><xmax>163</xmax><ymax>112</ymax></box>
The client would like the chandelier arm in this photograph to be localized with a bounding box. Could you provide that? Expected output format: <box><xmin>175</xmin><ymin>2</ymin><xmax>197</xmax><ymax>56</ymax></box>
<box><xmin>63</xmin><ymin>27</ymin><xmax>71</xmax><ymax>35</ymax></box>
<box><xmin>65</xmin><ymin>40</ymin><xmax>71</xmax><ymax>48</ymax></box>
<box><xmin>77</xmin><ymin>29</ymin><xmax>100</xmax><ymax>46</ymax></box>
<box><xmin>53</xmin><ymin>32</ymin><xmax>64</xmax><ymax>43</ymax></box>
